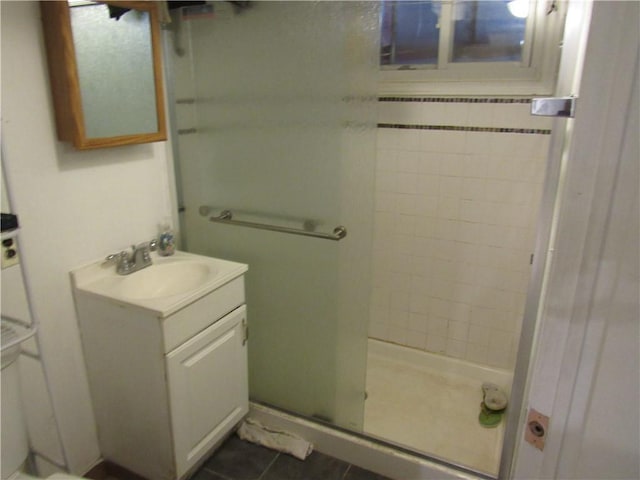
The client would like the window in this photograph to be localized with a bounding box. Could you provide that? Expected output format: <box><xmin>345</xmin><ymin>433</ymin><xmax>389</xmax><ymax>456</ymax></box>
<box><xmin>379</xmin><ymin>0</ymin><xmax>565</xmax><ymax>95</ymax></box>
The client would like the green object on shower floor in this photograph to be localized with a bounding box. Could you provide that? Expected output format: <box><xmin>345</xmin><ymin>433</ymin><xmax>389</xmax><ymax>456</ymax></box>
<box><xmin>478</xmin><ymin>402</ymin><xmax>503</xmax><ymax>428</ymax></box>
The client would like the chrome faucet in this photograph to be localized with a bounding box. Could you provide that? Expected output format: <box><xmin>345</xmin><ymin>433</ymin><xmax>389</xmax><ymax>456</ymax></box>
<box><xmin>106</xmin><ymin>239</ymin><xmax>158</xmax><ymax>275</ymax></box>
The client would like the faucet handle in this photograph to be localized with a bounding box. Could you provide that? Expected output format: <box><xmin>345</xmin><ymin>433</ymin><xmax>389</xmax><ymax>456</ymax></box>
<box><xmin>148</xmin><ymin>238</ymin><xmax>158</xmax><ymax>251</ymax></box>
<box><xmin>104</xmin><ymin>251</ymin><xmax>132</xmax><ymax>275</ymax></box>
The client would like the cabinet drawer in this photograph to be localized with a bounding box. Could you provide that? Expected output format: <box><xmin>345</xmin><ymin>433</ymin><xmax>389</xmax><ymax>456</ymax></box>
<box><xmin>163</xmin><ymin>276</ymin><xmax>245</xmax><ymax>353</ymax></box>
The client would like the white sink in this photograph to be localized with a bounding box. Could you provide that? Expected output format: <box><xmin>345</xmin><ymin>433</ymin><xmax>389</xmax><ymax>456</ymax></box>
<box><xmin>71</xmin><ymin>251</ymin><xmax>248</xmax><ymax>317</ymax></box>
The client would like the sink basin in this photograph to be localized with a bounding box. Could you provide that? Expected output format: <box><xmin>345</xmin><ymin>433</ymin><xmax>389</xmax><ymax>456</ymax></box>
<box><xmin>71</xmin><ymin>251</ymin><xmax>248</xmax><ymax>317</ymax></box>
<box><xmin>118</xmin><ymin>262</ymin><xmax>213</xmax><ymax>300</ymax></box>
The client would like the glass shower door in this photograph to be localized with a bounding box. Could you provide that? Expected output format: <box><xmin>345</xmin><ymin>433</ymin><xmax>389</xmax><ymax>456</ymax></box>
<box><xmin>170</xmin><ymin>1</ymin><xmax>379</xmax><ymax>431</ymax></box>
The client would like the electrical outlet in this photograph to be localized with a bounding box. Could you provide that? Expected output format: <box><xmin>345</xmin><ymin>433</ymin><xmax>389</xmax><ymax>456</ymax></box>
<box><xmin>2</xmin><ymin>237</ymin><xmax>20</xmax><ymax>269</ymax></box>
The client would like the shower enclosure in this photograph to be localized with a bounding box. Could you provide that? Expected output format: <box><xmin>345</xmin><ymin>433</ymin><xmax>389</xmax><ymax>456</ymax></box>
<box><xmin>165</xmin><ymin>0</ymin><xmax>380</xmax><ymax>432</ymax></box>
<box><xmin>164</xmin><ymin>0</ymin><xmax>563</xmax><ymax>477</ymax></box>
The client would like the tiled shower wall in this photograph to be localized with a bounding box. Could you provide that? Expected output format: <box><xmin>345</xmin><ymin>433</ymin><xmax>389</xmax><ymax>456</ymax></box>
<box><xmin>369</xmin><ymin>97</ymin><xmax>552</xmax><ymax>370</ymax></box>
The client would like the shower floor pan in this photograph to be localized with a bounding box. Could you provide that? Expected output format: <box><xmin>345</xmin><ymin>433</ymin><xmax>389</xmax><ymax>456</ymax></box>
<box><xmin>364</xmin><ymin>339</ymin><xmax>512</xmax><ymax>476</ymax></box>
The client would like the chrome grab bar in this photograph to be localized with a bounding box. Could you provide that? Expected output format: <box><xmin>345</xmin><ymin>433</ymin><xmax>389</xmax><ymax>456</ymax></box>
<box><xmin>205</xmin><ymin>208</ymin><xmax>347</xmax><ymax>241</ymax></box>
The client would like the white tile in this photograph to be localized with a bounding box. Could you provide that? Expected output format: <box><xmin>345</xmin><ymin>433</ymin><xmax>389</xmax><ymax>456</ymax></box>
<box><xmin>376</xmin><ymin>128</ymin><xmax>398</xmax><ymax>150</ymax></box>
<box><xmin>409</xmin><ymin>293</ymin><xmax>430</xmax><ymax>314</ymax></box>
<box><xmin>371</xmin><ymin>284</ymin><xmax>391</xmax><ymax>306</ymax></box>
<box><xmin>367</xmin><ymin>321</ymin><xmax>389</xmax><ymax>340</ymax></box>
<box><xmin>389</xmin><ymin>272</ymin><xmax>412</xmax><ymax>292</ymax></box>
<box><xmin>390</xmin><ymin>253</ymin><xmax>414</xmax><ymax>274</ymax></box>
<box><xmin>394</xmin><ymin>234</ymin><xmax>415</xmax><ymax>255</ymax></box>
<box><xmin>416</xmin><ymin>102</ymin><xmax>446</xmax><ymax>124</ymax></box>
<box><xmin>457</xmin><ymin>221</ymin><xmax>480</xmax><ymax>243</ymax></box>
<box><xmin>417</xmin><ymin>174</ymin><xmax>439</xmax><ymax>195</ymax></box>
<box><xmin>456</xmin><ymin>242</ymin><xmax>479</xmax><ymax>265</ymax></box>
<box><xmin>415</xmin><ymin>195</ymin><xmax>439</xmax><ymax>217</ymax></box>
<box><xmin>395</xmin><ymin>214</ymin><xmax>417</xmax><ymax>235</ymax></box>
<box><xmin>459</xmin><ymin>199</ymin><xmax>489</xmax><ymax>223</ymax></box>
<box><xmin>449</xmin><ymin>301</ymin><xmax>471</xmax><ymax>322</ymax></box>
<box><xmin>397</xmin><ymin>151</ymin><xmax>421</xmax><ymax>173</ymax></box>
<box><xmin>460</xmin><ymin>154</ymin><xmax>489</xmax><ymax>179</ymax></box>
<box><xmin>470</xmin><ymin>306</ymin><xmax>495</xmax><ymax>326</ymax></box>
<box><xmin>465</xmin><ymin>343</ymin><xmax>489</xmax><ymax>364</ymax></box>
<box><xmin>374</xmin><ymin>211</ymin><xmax>395</xmax><ymax>232</ymax></box>
<box><xmin>375</xmin><ymin>192</ymin><xmax>397</xmax><ymax>212</ymax></box>
<box><xmin>466</xmin><ymin>103</ymin><xmax>490</xmax><ymax>128</ymax></box>
<box><xmin>428</xmin><ymin>297</ymin><xmax>450</xmax><ymax>318</ymax></box>
<box><xmin>445</xmin><ymin>338</ymin><xmax>467</xmax><ymax>359</ymax></box>
<box><xmin>431</xmin><ymin>279</ymin><xmax>456</xmax><ymax>300</ymax></box>
<box><xmin>387</xmin><ymin>326</ymin><xmax>409</xmax><ymax>345</ymax></box>
<box><xmin>474</xmin><ymin>266</ymin><xmax>504</xmax><ymax>290</ymax></box>
<box><xmin>426</xmin><ymin>334</ymin><xmax>447</xmax><ymax>353</ymax></box>
<box><xmin>375</xmin><ymin>171</ymin><xmax>398</xmax><ymax>192</ymax></box>
<box><xmin>388</xmin><ymin>309</ymin><xmax>409</xmax><ymax>328</ymax></box>
<box><xmin>376</xmin><ymin>149</ymin><xmax>398</xmax><ymax>172</ymax></box>
<box><xmin>408</xmin><ymin>313</ymin><xmax>429</xmax><ymax>333</ymax></box>
<box><xmin>514</xmin><ymin>157</ymin><xmax>546</xmax><ymax>183</ymax></box>
<box><xmin>465</xmin><ymin>131</ymin><xmax>493</xmax><ymax>154</ymax></box>
<box><xmin>442</xmin><ymin>102</ymin><xmax>469</xmax><ymax>127</ymax></box>
<box><xmin>405</xmin><ymin>331</ymin><xmax>428</xmax><ymax>350</ymax></box>
<box><xmin>417</xmin><ymin>152</ymin><xmax>441</xmax><ymax>174</ymax></box>
<box><xmin>486</xmin><ymin>156</ymin><xmax>516</xmax><ymax>180</ymax></box>
<box><xmin>484</xmin><ymin>179</ymin><xmax>511</xmax><ymax>203</ymax></box>
<box><xmin>490</xmin><ymin>132</ymin><xmax>526</xmax><ymax>156</ymax></box>
<box><xmin>410</xmin><ymin>256</ymin><xmax>433</xmax><ymax>276</ymax></box>
<box><xmin>396</xmin><ymin>173</ymin><xmax>419</xmax><ymax>194</ymax></box>
<box><xmin>410</xmin><ymin>275</ymin><xmax>432</xmax><ymax>296</ymax></box>
<box><xmin>411</xmin><ymin>236</ymin><xmax>432</xmax><ymax>257</ymax></box>
<box><xmin>428</xmin><ymin>317</ymin><xmax>449</xmax><ymax>337</ymax></box>
<box><xmin>438</xmin><ymin>153</ymin><xmax>465</xmax><ymax>176</ymax></box>
<box><xmin>396</xmin><ymin>194</ymin><xmax>419</xmax><ymax>215</ymax></box>
<box><xmin>390</xmin><ymin>290</ymin><xmax>410</xmax><ymax>311</ymax></box>
<box><xmin>468</xmin><ymin>324</ymin><xmax>491</xmax><ymax>346</ymax></box>
<box><xmin>435</xmin><ymin>219</ymin><xmax>458</xmax><ymax>241</ymax></box>
<box><xmin>431</xmin><ymin>238</ymin><xmax>456</xmax><ymax>261</ymax></box>
<box><xmin>437</xmin><ymin>131</ymin><xmax>467</xmax><ymax>154</ymax></box>
<box><xmin>486</xmin><ymin>344</ymin><xmax>512</xmax><ymax>369</ymax></box>
<box><xmin>437</xmin><ymin>196</ymin><xmax>460</xmax><ymax>220</ymax></box>
<box><xmin>448</xmin><ymin>320</ymin><xmax>469</xmax><ymax>342</ymax></box>
<box><xmin>460</xmin><ymin>177</ymin><xmax>486</xmax><ymax>200</ymax></box>
<box><xmin>397</xmin><ymin>129</ymin><xmax>423</xmax><ymax>152</ymax></box>
<box><xmin>418</xmin><ymin>130</ymin><xmax>443</xmax><ymax>152</ymax></box>
<box><xmin>493</xmin><ymin>103</ymin><xmax>530</xmax><ymax>129</ymax></box>
<box><xmin>370</xmin><ymin>307</ymin><xmax>389</xmax><ymax>325</ymax></box>
<box><xmin>414</xmin><ymin>217</ymin><xmax>437</xmax><ymax>238</ymax></box>
<box><xmin>439</xmin><ymin>176</ymin><xmax>462</xmax><ymax>197</ymax></box>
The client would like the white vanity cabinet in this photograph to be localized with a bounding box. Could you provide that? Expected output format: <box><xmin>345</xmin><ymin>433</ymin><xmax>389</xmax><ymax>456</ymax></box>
<box><xmin>72</xmin><ymin>253</ymin><xmax>248</xmax><ymax>480</ymax></box>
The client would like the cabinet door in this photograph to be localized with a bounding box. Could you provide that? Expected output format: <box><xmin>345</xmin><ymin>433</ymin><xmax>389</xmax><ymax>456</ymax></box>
<box><xmin>166</xmin><ymin>305</ymin><xmax>248</xmax><ymax>478</ymax></box>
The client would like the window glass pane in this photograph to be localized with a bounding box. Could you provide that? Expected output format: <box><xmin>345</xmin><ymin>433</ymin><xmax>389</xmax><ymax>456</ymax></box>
<box><xmin>381</xmin><ymin>1</ymin><xmax>440</xmax><ymax>66</ymax></box>
<box><xmin>452</xmin><ymin>0</ymin><xmax>526</xmax><ymax>63</ymax></box>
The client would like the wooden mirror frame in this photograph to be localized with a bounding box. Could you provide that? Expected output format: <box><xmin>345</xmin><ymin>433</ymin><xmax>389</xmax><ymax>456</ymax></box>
<box><xmin>40</xmin><ymin>1</ymin><xmax>167</xmax><ymax>150</ymax></box>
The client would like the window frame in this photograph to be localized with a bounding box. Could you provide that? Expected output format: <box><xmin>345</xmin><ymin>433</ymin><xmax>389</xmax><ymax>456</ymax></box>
<box><xmin>378</xmin><ymin>0</ymin><xmax>567</xmax><ymax>96</ymax></box>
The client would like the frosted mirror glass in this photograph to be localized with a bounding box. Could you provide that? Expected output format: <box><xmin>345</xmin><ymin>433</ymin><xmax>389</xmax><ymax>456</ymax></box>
<box><xmin>69</xmin><ymin>2</ymin><xmax>158</xmax><ymax>138</ymax></box>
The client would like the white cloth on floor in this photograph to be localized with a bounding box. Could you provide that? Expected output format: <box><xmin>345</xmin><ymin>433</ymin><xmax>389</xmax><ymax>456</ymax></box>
<box><xmin>237</xmin><ymin>418</ymin><xmax>313</xmax><ymax>460</ymax></box>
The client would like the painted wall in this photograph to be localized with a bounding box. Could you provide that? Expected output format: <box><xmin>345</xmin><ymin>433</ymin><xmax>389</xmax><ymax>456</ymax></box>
<box><xmin>371</xmin><ymin>99</ymin><xmax>552</xmax><ymax>370</ymax></box>
<box><xmin>1</xmin><ymin>2</ymin><xmax>174</xmax><ymax>474</ymax></box>
<box><xmin>512</xmin><ymin>1</ymin><xmax>639</xmax><ymax>478</ymax></box>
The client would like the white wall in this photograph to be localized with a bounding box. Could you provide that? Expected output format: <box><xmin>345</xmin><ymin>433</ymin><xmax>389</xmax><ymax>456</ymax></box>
<box><xmin>371</xmin><ymin>100</ymin><xmax>552</xmax><ymax>370</ymax></box>
<box><xmin>1</xmin><ymin>2</ymin><xmax>175</xmax><ymax>474</ymax></box>
<box><xmin>512</xmin><ymin>1</ymin><xmax>639</xmax><ymax>478</ymax></box>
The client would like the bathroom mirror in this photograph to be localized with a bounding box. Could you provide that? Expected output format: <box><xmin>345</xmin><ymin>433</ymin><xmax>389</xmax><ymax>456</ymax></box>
<box><xmin>40</xmin><ymin>1</ymin><xmax>166</xmax><ymax>149</ymax></box>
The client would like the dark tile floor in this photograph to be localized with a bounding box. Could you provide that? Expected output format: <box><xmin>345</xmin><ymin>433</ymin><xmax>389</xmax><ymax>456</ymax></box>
<box><xmin>191</xmin><ymin>435</ymin><xmax>394</xmax><ymax>480</ymax></box>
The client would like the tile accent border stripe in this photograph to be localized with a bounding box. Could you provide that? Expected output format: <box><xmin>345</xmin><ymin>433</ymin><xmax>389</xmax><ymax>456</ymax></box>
<box><xmin>377</xmin><ymin>123</ymin><xmax>551</xmax><ymax>135</ymax></box>
<box><xmin>379</xmin><ymin>96</ymin><xmax>532</xmax><ymax>103</ymax></box>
